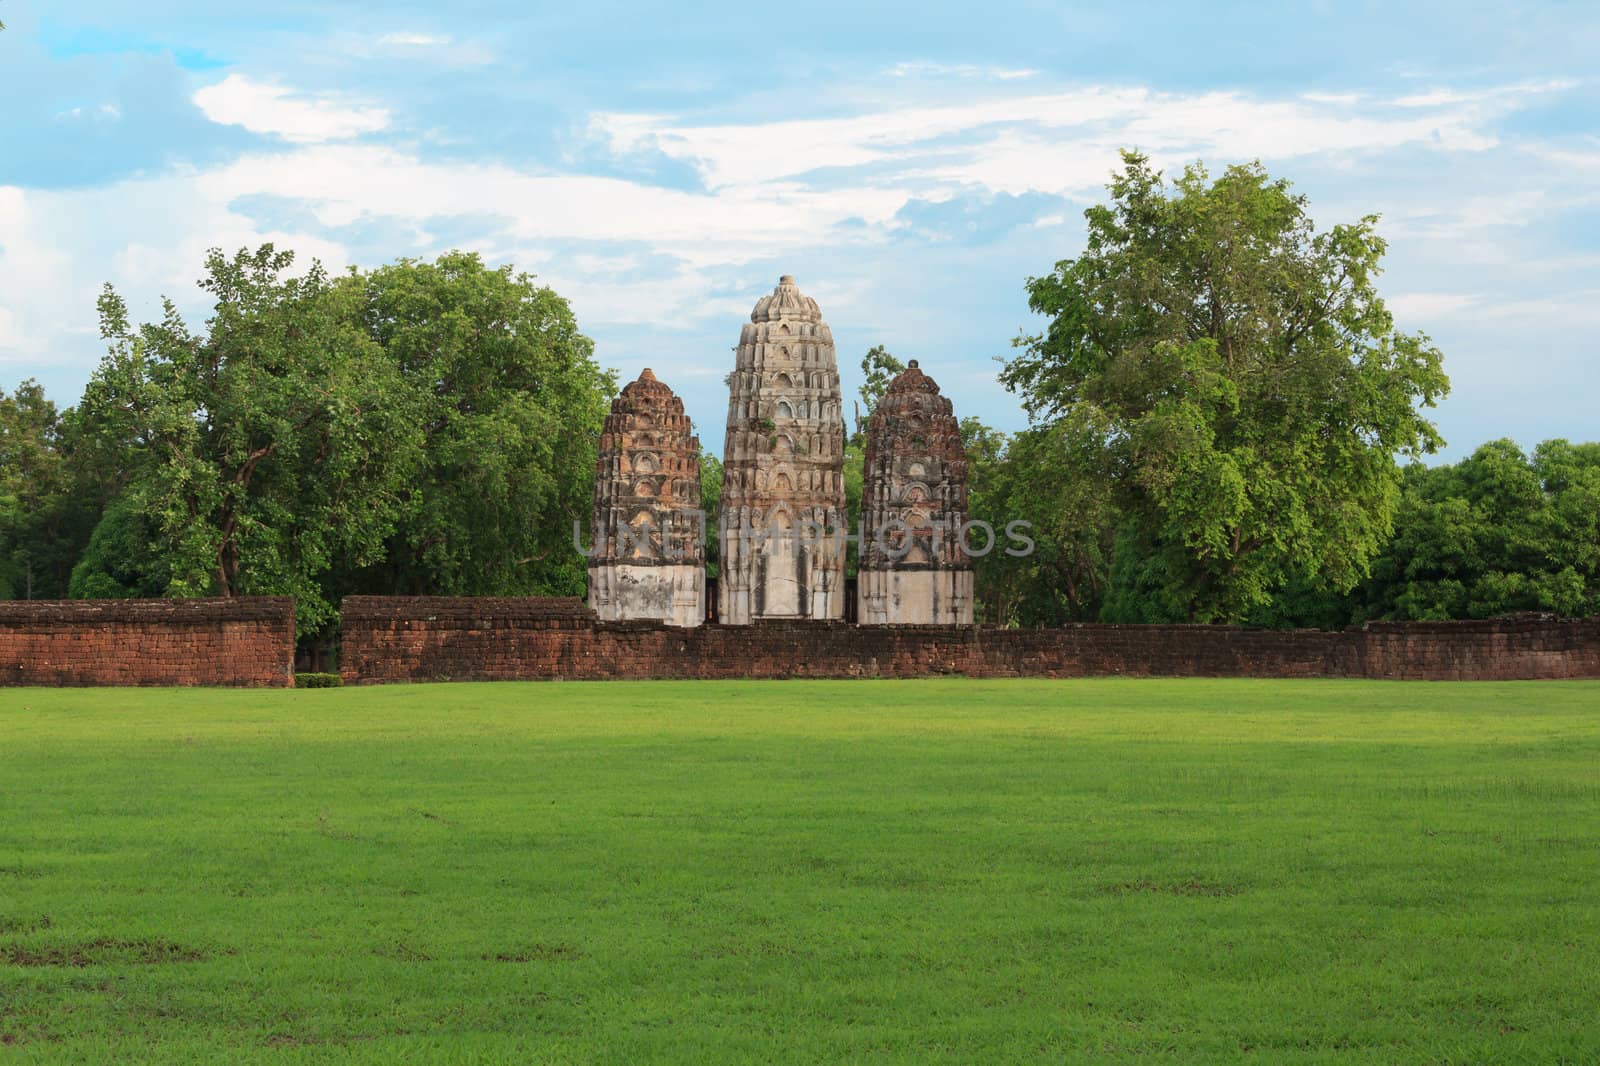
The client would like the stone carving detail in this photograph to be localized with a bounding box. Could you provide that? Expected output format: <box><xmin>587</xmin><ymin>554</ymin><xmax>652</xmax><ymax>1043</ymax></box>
<box><xmin>587</xmin><ymin>369</ymin><xmax>705</xmax><ymax>626</ymax></box>
<box><xmin>858</xmin><ymin>360</ymin><xmax>974</xmax><ymax>624</ymax></box>
<box><xmin>718</xmin><ymin>276</ymin><xmax>847</xmax><ymax>624</ymax></box>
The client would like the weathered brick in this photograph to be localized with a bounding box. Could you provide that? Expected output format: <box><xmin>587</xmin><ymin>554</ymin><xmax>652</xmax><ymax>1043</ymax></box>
<box><xmin>0</xmin><ymin>598</ymin><xmax>295</xmax><ymax>687</ymax></box>
<box><xmin>338</xmin><ymin>599</ymin><xmax>1600</xmax><ymax>684</ymax></box>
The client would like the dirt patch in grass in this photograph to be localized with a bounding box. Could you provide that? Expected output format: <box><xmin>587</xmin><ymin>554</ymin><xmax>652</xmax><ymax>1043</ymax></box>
<box><xmin>0</xmin><ymin>937</ymin><xmax>210</xmax><ymax>967</ymax></box>
<box><xmin>483</xmin><ymin>943</ymin><xmax>585</xmax><ymax>963</ymax></box>
<box><xmin>1100</xmin><ymin>879</ymin><xmax>1245</xmax><ymax>898</ymax></box>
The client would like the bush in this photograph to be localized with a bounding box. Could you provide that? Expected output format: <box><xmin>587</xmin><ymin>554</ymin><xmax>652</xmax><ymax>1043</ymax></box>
<box><xmin>295</xmin><ymin>672</ymin><xmax>342</xmax><ymax>689</ymax></box>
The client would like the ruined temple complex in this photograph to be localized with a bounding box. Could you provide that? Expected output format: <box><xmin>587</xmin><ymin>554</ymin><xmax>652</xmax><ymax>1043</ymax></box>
<box><xmin>858</xmin><ymin>360</ymin><xmax>974</xmax><ymax>624</ymax></box>
<box><xmin>586</xmin><ymin>369</ymin><xmax>705</xmax><ymax>627</ymax></box>
<box><xmin>716</xmin><ymin>276</ymin><xmax>849</xmax><ymax>624</ymax></box>
<box><xmin>586</xmin><ymin>276</ymin><xmax>970</xmax><ymax>627</ymax></box>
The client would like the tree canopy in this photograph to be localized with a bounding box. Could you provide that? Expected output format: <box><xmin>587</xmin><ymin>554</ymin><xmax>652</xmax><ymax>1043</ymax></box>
<box><xmin>75</xmin><ymin>246</ymin><xmax>416</xmax><ymax>635</ymax></box>
<box><xmin>1358</xmin><ymin>439</ymin><xmax>1600</xmax><ymax>621</ymax></box>
<box><xmin>339</xmin><ymin>252</ymin><xmax>613</xmax><ymax>600</ymax></box>
<box><xmin>64</xmin><ymin>246</ymin><xmax>614</xmax><ymax>639</ymax></box>
<box><xmin>0</xmin><ymin>380</ymin><xmax>71</xmax><ymax>598</ymax></box>
<box><xmin>1002</xmin><ymin>150</ymin><xmax>1450</xmax><ymax>622</ymax></box>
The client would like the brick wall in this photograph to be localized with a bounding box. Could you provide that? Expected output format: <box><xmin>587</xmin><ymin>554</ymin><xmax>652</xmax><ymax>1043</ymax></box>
<box><xmin>0</xmin><ymin>598</ymin><xmax>295</xmax><ymax>688</ymax></box>
<box><xmin>339</xmin><ymin>597</ymin><xmax>1600</xmax><ymax>684</ymax></box>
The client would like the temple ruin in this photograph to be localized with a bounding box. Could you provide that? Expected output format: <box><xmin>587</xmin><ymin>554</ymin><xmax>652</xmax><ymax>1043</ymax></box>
<box><xmin>858</xmin><ymin>360</ymin><xmax>974</xmax><ymax>625</ymax></box>
<box><xmin>586</xmin><ymin>369</ymin><xmax>705</xmax><ymax>627</ymax></box>
<box><xmin>717</xmin><ymin>276</ymin><xmax>848</xmax><ymax>624</ymax></box>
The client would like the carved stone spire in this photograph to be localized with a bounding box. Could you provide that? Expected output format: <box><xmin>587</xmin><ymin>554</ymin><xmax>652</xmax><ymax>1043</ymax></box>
<box><xmin>718</xmin><ymin>276</ymin><xmax>847</xmax><ymax>624</ymax></box>
<box><xmin>858</xmin><ymin>360</ymin><xmax>973</xmax><ymax>624</ymax></box>
<box><xmin>587</xmin><ymin>369</ymin><xmax>705</xmax><ymax>626</ymax></box>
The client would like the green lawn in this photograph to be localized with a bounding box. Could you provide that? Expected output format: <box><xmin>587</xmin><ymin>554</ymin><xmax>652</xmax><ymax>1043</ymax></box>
<box><xmin>2</xmin><ymin>680</ymin><xmax>1598</xmax><ymax>1063</ymax></box>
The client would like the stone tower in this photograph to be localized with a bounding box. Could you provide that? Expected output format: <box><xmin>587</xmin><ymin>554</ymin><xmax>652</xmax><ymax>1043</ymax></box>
<box><xmin>587</xmin><ymin>369</ymin><xmax>705</xmax><ymax>627</ymax></box>
<box><xmin>858</xmin><ymin>360</ymin><xmax>974</xmax><ymax>625</ymax></box>
<box><xmin>718</xmin><ymin>276</ymin><xmax>848</xmax><ymax>624</ymax></box>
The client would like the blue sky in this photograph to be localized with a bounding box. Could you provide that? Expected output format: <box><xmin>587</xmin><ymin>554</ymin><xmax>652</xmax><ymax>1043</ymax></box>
<box><xmin>2</xmin><ymin>1</ymin><xmax>1597</xmax><ymax>459</ymax></box>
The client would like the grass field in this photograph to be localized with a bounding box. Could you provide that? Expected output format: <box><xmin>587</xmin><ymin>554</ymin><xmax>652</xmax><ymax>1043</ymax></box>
<box><xmin>2</xmin><ymin>679</ymin><xmax>1598</xmax><ymax>1063</ymax></box>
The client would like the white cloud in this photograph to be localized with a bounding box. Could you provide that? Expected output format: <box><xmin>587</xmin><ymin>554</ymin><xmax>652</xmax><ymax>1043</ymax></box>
<box><xmin>589</xmin><ymin>81</ymin><xmax>1542</xmax><ymax>198</ymax></box>
<box><xmin>1468</xmin><ymin>290</ymin><xmax>1600</xmax><ymax>326</ymax></box>
<box><xmin>0</xmin><ymin>179</ymin><xmax>351</xmax><ymax>374</ymax></box>
<box><xmin>1391</xmin><ymin>78</ymin><xmax>1578</xmax><ymax>108</ymax></box>
<box><xmin>0</xmin><ymin>185</ymin><xmax>77</xmax><ymax>364</ymax></box>
<box><xmin>379</xmin><ymin>32</ymin><xmax>452</xmax><ymax>47</ymax></box>
<box><xmin>5</xmin><ymin>72</ymin><xmax>1595</xmax><ymax>451</ymax></box>
<box><xmin>195</xmin><ymin>146</ymin><xmax>907</xmax><ymax>266</ymax></box>
<box><xmin>886</xmin><ymin>62</ymin><xmax>1038</xmax><ymax>80</ymax></box>
<box><xmin>1387</xmin><ymin>292</ymin><xmax>1476</xmax><ymax>319</ymax></box>
<box><xmin>55</xmin><ymin>103</ymin><xmax>122</xmax><ymax>122</ymax></box>
<box><xmin>1531</xmin><ymin>145</ymin><xmax>1600</xmax><ymax>173</ymax></box>
<box><xmin>192</xmin><ymin>75</ymin><xmax>391</xmax><ymax>143</ymax></box>
<box><xmin>0</xmin><ymin>308</ymin><xmax>22</xmax><ymax>352</ymax></box>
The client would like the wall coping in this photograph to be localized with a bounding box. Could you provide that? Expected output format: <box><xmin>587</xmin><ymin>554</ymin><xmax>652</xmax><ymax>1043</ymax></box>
<box><xmin>0</xmin><ymin>597</ymin><xmax>295</xmax><ymax>625</ymax></box>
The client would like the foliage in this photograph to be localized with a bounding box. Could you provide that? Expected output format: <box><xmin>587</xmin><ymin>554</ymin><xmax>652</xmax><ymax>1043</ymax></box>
<box><xmin>699</xmin><ymin>450</ymin><xmax>722</xmax><ymax>580</ymax></box>
<box><xmin>76</xmin><ymin>246</ymin><xmax>418</xmax><ymax>635</ymax></box>
<box><xmin>1004</xmin><ymin>151</ymin><xmax>1449</xmax><ymax>622</ymax></box>
<box><xmin>853</xmin><ymin>344</ymin><xmax>905</xmax><ymax>443</ymax></box>
<box><xmin>961</xmin><ymin>418</ymin><xmax>1116</xmax><ymax>625</ymax></box>
<box><xmin>4</xmin><ymin>679</ymin><xmax>1599</xmax><ymax>1059</ymax></box>
<box><xmin>293</xmin><ymin>672</ymin><xmax>343</xmax><ymax>688</ymax></box>
<box><xmin>54</xmin><ymin>247</ymin><xmax>615</xmax><ymax>632</ymax></box>
<box><xmin>2</xmin><ymin>380</ymin><xmax>151</xmax><ymax>603</ymax></box>
<box><xmin>67</xmin><ymin>495</ymin><xmax>168</xmax><ymax>599</ymax></box>
<box><xmin>339</xmin><ymin>253</ymin><xmax>613</xmax><ymax>601</ymax></box>
<box><xmin>1359</xmin><ymin>439</ymin><xmax>1600</xmax><ymax>620</ymax></box>
<box><xmin>842</xmin><ymin>437</ymin><xmax>864</xmax><ymax>578</ymax></box>
<box><xmin>0</xmin><ymin>379</ymin><xmax>87</xmax><ymax>599</ymax></box>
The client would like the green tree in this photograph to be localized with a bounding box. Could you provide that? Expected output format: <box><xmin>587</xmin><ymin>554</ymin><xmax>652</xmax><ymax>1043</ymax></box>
<box><xmin>76</xmin><ymin>245</ymin><xmax>418</xmax><ymax>636</ymax></box>
<box><xmin>1004</xmin><ymin>151</ymin><xmax>1449</xmax><ymax>622</ymax></box>
<box><xmin>0</xmin><ymin>379</ymin><xmax>79</xmax><ymax>599</ymax></box>
<box><xmin>340</xmin><ymin>252</ymin><xmax>614</xmax><ymax>598</ymax></box>
<box><xmin>842</xmin><ymin>436</ymin><xmax>865</xmax><ymax>578</ymax></box>
<box><xmin>1359</xmin><ymin>439</ymin><xmax>1600</xmax><ymax>620</ymax></box>
<box><xmin>961</xmin><ymin>418</ymin><xmax>1116</xmax><ymax>626</ymax></box>
<box><xmin>853</xmin><ymin>344</ymin><xmax>905</xmax><ymax>443</ymax></box>
<box><xmin>67</xmin><ymin>495</ymin><xmax>168</xmax><ymax>599</ymax></box>
<box><xmin>699</xmin><ymin>449</ymin><xmax>722</xmax><ymax>580</ymax></box>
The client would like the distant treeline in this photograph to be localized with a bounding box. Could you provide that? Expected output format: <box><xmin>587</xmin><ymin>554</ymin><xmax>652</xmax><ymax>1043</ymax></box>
<box><xmin>3</xmin><ymin>153</ymin><xmax>1596</xmax><ymax>641</ymax></box>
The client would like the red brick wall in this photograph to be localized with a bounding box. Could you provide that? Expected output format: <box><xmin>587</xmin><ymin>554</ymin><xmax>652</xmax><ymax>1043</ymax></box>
<box><xmin>339</xmin><ymin>598</ymin><xmax>1600</xmax><ymax>684</ymax></box>
<box><xmin>0</xmin><ymin>598</ymin><xmax>295</xmax><ymax>688</ymax></box>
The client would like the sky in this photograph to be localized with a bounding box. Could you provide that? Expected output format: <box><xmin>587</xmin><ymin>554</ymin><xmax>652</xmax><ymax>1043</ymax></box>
<box><xmin>1</xmin><ymin>1</ymin><xmax>1597</xmax><ymax>461</ymax></box>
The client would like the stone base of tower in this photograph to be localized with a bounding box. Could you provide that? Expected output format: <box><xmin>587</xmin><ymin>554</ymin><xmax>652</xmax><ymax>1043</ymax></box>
<box><xmin>717</xmin><ymin>529</ymin><xmax>847</xmax><ymax>625</ymax></box>
<box><xmin>857</xmin><ymin>569</ymin><xmax>973</xmax><ymax>626</ymax></box>
<box><xmin>716</xmin><ymin>567</ymin><xmax>847</xmax><ymax>625</ymax></box>
<box><xmin>588</xmin><ymin>564</ymin><xmax>704</xmax><ymax>627</ymax></box>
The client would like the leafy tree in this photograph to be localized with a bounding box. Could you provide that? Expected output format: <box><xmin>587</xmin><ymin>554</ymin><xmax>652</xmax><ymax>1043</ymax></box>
<box><xmin>699</xmin><ymin>450</ymin><xmax>722</xmax><ymax>580</ymax></box>
<box><xmin>1004</xmin><ymin>151</ymin><xmax>1449</xmax><ymax>622</ymax></box>
<box><xmin>76</xmin><ymin>245</ymin><xmax>418</xmax><ymax>635</ymax></box>
<box><xmin>339</xmin><ymin>252</ymin><xmax>613</xmax><ymax>599</ymax></box>
<box><xmin>962</xmin><ymin>418</ymin><xmax>1116</xmax><ymax>626</ymax></box>
<box><xmin>959</xmin><ymin>417</ymin><xmax>1018</xmax><ymax>624</ymax></box>
<box><xmin>67</xmin><ymin>495</ymin><xmax>167</xmax><ymax>599</ymax></box>
<box><xmin>842</xmin><ymin>436</ymin><xmax>865</xmax><ymax>578</ymax></box>
<box><xmin>853</xmin><ymin>344</ymin><xmax>906</xmax><ymax>443</ymax></box>
<box><xmin>1359</xmin><ymin>439</ymin><xmax>1600</xmax><ymax>620</ymax></box>
<box><xmin>0</xmin><ymin>380</ymin><xmax>78</xmax><ymax>598</ymax></box>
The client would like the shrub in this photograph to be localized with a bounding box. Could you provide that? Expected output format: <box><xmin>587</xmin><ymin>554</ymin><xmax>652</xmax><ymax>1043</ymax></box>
<box><xmin>295</xmin><ymin>672</ymin><xmax>343</xmax><ymax>689</ymax></box>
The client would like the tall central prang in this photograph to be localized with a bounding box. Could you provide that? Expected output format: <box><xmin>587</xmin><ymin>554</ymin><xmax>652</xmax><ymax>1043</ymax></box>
<box><xmin>718</xmin><ymin>275</ymin><xmax>848</xmax><ymax>624</ymax></box>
